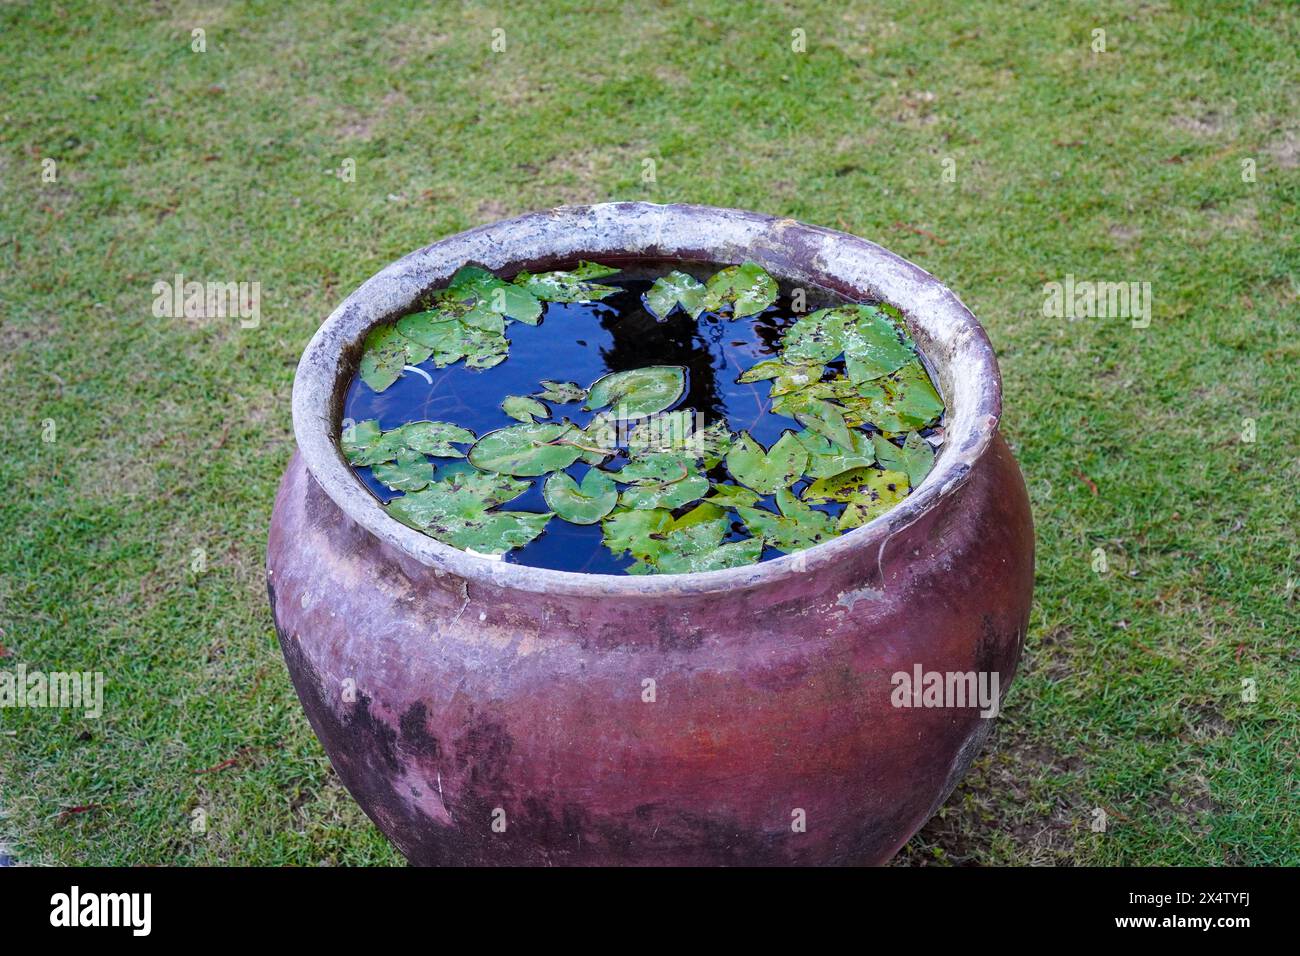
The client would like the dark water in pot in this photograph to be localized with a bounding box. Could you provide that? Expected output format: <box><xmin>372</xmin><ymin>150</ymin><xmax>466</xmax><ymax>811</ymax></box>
<box><xmin>343</xmin><ymin>271</ymin><xmax>892</xmax><ymax>573</ymax></box>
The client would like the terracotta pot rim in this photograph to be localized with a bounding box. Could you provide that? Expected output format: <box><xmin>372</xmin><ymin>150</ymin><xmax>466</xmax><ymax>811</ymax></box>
<box><xmin>291</xmin><ymin>202</ymin><xmax>1002</xmax><ymax>596</ymax></box>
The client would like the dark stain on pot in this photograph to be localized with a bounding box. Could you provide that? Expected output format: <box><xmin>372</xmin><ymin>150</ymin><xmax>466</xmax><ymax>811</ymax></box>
<box><xmin>452</xmin><ymin>711</ymin><xmax>515</xmax><ymax>791</ymax></box>
<box><xmin>345</xmin><ymin>693</ymin><xmax>402</xmax><ymax>775</ymax></box>
<box><xmin>398</xmin><ymin>702</ymin><xmax>441</xmax><ymax>761</ymax></box>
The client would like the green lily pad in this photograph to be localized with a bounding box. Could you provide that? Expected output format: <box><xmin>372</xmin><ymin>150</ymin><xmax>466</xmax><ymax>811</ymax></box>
<box><xmin>781</xmin><ymin>307</ymin><xmax>854</xmax><ymax>364</ymax></box>
<box><xmin>831</xmin><ymin>469</ymin><xmax>910</xmax><ymax>530</ymax></box>
<box><xmin>460</xmin><ymin>300</ymin><xmax>508</xmax><ymax>333</ymax></box>
<box><xmin>576</xmin><ymin>411</ymin><xmax>622</xmax><ymax>465</ymax></box>
<box><xmin>386</xmin><ymin>469</ymin><xmax>548</xmax><ymax>555</ymax></box>
<box><xmin>617</xmin><ymin>450</ymin><xmax>697</xmax><ymax>483</ymax></box>
<box><xmin>486</xmin><ymin>283</ymin><xmax>543</xmax><ymax>324</ymax></box>
<box><xmin>627</xmin><ymin>410</ymin><xmax>695</xmax><ymax>454</ymax></box>
<box><xmin>391</xmin><ymin>420</ymin><xmax>477</xmax><ymax>458</ymax></box>
<box><xmin>707</xmin><ymin>483</ymin><xmax>761</xmax><ymax>509</ymax></box>
<box><xmin>344</xmin><ymin>419</ymin><xmax>473</xmax><ymax>466</ymax></box>
<box><xmin>358</xmin><ymin>325</ymin><xmax>424</xmax><ymax>393</ymax></box>
<box><xmin>372</xmin><ymin>448</ymin><xmax>435</xmax><ymax>492</ymax></box>
<box><xmin>844</xmin><ymin>360</ymin><xmax>944</xmax><ymax>433</ymax></box>
<box><xmin>501</xmin><ymin>395</ymin><xmax>549</xmax><ymax>424</ymax></box>
<box><xmin>645</xmin><ymin>270</ymin><xmax>707</xmax><ymax>320</ymax></box>
<box><xmin>395</xmin><ymin>310</ymin><xmax>460</xmax><ymax>349</ymax></box>
<box><xmin>513</xmin><ymin>261</ymin><xmax>619</xmax><ymax>302</ymax></box>
<box><xmin>616</xmin><ymin>502</ymin><xmax>744</xmax><ymax>573</ymax></box>
<box><xmin>872</xmin><ymin>432</ymin><xmax>935</xmax><ymax>487</ymax></box>
<box><xmin>460</xmin><ymin>327</ymin><xmax>510</xmax><ymax>369</ymax></box>
<box><xmin>388</xmin><ymin>469</ymin><xmax>529</xmax><ymax>523</ymax></box>
<box><xmin>802</xmin><ymin>466</ymin><xmax>910</xmax><ymax>530</ymax></box>
<box><xmin>736</xmin><ymin>360</ymin><xmax>786</xmax><ymax>383</ymax></box>
<box><xmin>620</xmin><ymin>474</ymin><xmax>710</xmax><ymax>511</ymax></box>
<box><xmin>535</xmin><ymin>380</ymin><xmax>587</xmax><ymax>403</ymax></box>
<box><xmin>439</xmin><ymin>265</ymin><xmax>544</xmax><ymax>325</ymax></box>
<box><xmin>701</xmin><ymin>261</ymin><xmax>778</xmax><ymax>318</ymax></box>
<box><xmin>601</xmin><ymin>508</ymin><xmax>675</xmax><ymax>560</ymax></box>
<box><xmin>467</xmin><ymin>422</ymin><xmax>584</xmax><ymax>476</ymax></box>
<box><xmin>695</xmin><ymin>419</ymin><xmax>734</xmax><ymax>467</ymax></box>
<box><xmin>584</xmin><ymin>366</ymin><xmax>686</xmax><ymax>419</ymax></box>
<box><xmin>796</xmin><ymin>428</ymin><xmax>877</xmax><ymax>479</ymax></box>
<box><xmin>738</xmin><ymin>359</ymin><xmax>824</xmax><ymax>401</ymax></box>
<box><xmin>633</xmin><ymin>534</ymin><xmax>763</xmax><ymax>575</ymax></box>
<box><xmin>543</xmin><ymin>469</ymin><xmax>618</xmax><ymax>524</ymax></box>
<box><xmin>341</xmin><ymin>419</ymin><xmax>393</xmax><ymax>465</ymax></box>
<box><xmin>841</xmin><ymin>305</ymin><xmax>916</xmax><ymax>384</ymax></box>
<box><xmin>725</xmin><ymin>431</ymin><xmax>808</xmax><ymax>495</ymax></box>
<box><xmin>440</xmin><ymin>511</ymin><xmax>552</xmax><ymax>554</ymax></box>
<box><xmin>793</xmin><ymin>399</ymin><xmax>854</xmax><ymax>451</ymax></box>
<box><xmin>735</xmin><ymin>489</ymin><xmax>837</xmax><ymax>553</ymax></box>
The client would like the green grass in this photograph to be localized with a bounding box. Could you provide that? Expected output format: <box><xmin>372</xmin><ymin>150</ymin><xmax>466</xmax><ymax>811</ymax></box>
<box><xmin>1</xmin><ymin>0</ymin><xmax>1295</xmax><ymax>866</ymax></box>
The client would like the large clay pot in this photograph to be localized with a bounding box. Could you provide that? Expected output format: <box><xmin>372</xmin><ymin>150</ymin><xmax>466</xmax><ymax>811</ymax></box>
<box><xmin>268</xmin><ymin>203</ymin><xmax>1034</xmax><ymax>865</ymax></box>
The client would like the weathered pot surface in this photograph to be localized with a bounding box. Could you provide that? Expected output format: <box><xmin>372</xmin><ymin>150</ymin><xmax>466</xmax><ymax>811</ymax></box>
<box><xmin>268</xmin><ymin>202</ymin><xmax>1034</xmax><ymax>865</ymax></box>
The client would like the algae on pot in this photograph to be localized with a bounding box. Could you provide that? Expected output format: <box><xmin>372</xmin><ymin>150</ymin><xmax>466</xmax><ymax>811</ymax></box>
<box><xmin>339</xmin><ymin>260</ymin><xmax>945</xmax><ymax>574</ymax></box>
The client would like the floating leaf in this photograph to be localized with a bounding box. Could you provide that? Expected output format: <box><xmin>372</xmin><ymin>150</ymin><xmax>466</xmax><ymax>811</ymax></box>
<box><xmin>460</xmin><ymin>327</ymin><xmax>510</xmax><ymax>369</ymax></box>
<box><xmin>358</xmin><ymin>325</ymin><xmax>424</xmax><ymax>392</ymax></box>
<box><xmin>501</xmin><ymin>395</ymin><xmax>549</xmax><ymax>424</ymax></box>
<box><xmin>618</xmin><ymin>503</ymin><xmax>739</xmax><ymax>573</ymax></box>
<box><xmin>802</xmin><ymin>466</ymin><xmax>910</xmax><ymax>530</ymax></box>
<box><xmin>725</xmin><ymin>431</ymin><xmax>808</xmax><ymax>495</ymax></box>
<box><xmin>844</xmin><ymin>360</ymin><xmax>943</xmax><ymax>433</ymax></box>
<box><xmin>344</xmin><ymin>419</ymin><xmax>472</xmax><ymax>466</ymax></box>
<box><xmin>569</xmin><ymin>261</ymin><xmax>621</xmax><ymax>280</ymax></box>
<box><xmin>601</xmin><ymin>508</ymin><xmax>675</xmax><ymax>561</ymax></box>
<box><xmin>395</xmin><ymin>310</ymin><xmax>460</xmax><ymax>349</ymax></box>
<box><xmin>634</xmin><ymin>535</ymin><xmax>763</xmax><ymax>575</ymax></box>
<box><xmin>437</xmin><ymin>511</ymin><xmax>551</xmax><ymax>553</ymax></box>
<box><xmin>697</xmin><ymin>419</ymin><xmax>734</xmax><ymax>468</ymax></box>
<box><xmin>388</xmin><ymin>470</ymin><xmax>529</xmax><ymax>524</ymax></box>
<box><xmin>616</xmin><ymin>450</ymin><xmax>696</xmax><ymax>483</ymax></box>
<box><xmin>584</xmin><ymin>366</ymin><xmax>686</xmax><ymax>419</ymax></box>
<box><xmin>673</xmin><ymin>500</ymin><xmax>728</xmax><ymax>529</ymax></box>
<box><xmin>386</xmin><ymin>470</ymin><xmax>547</xmax><ymax>555</ymax></box>
<box><xmin>841</xmin><ymin>305</ymin><xmax>916</xmax><ymax>384</ymax></box>
<box><xmin>827</xmin><ymin>469</ymin><xmax>910</xmax><ymax>530</ymax></box>
<box><xmin>627</xmin><ymin>411</ymin><xmax>695</xmax><ymax>455</ymax></box>
<box><xmin>735</xmin><ymin>489</ymin><xmax>836</xmax><ymax>553</ymax></box>
<box><xmin>793</xmin><ymin>399</ymin><xmax>854</xmax><ymax>451</ymax></box>
<box><xmin>707</xmin><ymin>483</ymin><xmax>761</xmax><ymax>509</ymax></box>
<box><xmin>486</xmin><ymin>283</ymin><xmax>543</xmax><ymax>324</ymax></box>
<box><xmin>392</xmin><ymin>420</ymin><xmax>477</xmax><ymax>458</ymax></box>
<box><xmin>577</xmin><ymin>411</ymin><xmax>621</xmax><ymax>465</ymax></box>
<box><xmin>738</xmin><ymin>359</ymin><xmax>825</xmax><ymax>402</ymax></box>
<box><xmin>620</xmin><ymin>474</ymin><xmax>710</xmax><ymax>511</ymax></box>
<box><xmin>701</xmin><ymin>261</ymin><xmax>778</xmax><ymax>318</ymax></box>
<box><xmin>645</xmin><ymin>270</ymin><xmax>707</xmax><ymax>320</ymax></box>
<box><xmin>446</xmin><ymin>264</ymin><xmax>501</xmax><ymax>298</ymax></box>
<box><xmin>460</xmin><ymin>300</ymin><xmax>508</xmax><ymax>333</ymax></box>
<box><xmin>372</xmin><ymin>449</ymin><xmax>434</xmax><ymax>492</ymax></box>
<box><xmin>468</xmin><ymin>422</ymin><xmax>584</xmax><ymax>476</ymax></box>
<box><xmin>440</xmin><ymin>265</ymin><xmax>544</xmax><ymax>325</ymax></box>
<box><xmin>782</xmin><ymin>308</ymin><xmax>854</xmax><ymax>364</ymax></box>
<box><xmin>736</xmin><ymin>360</ymin><xmax>786</xmax><ymax>383</ymax></box>
<box><xmin>796</xmin><ymin>428</ymin><xmax>877</xmax><ymax>479</ymax></box>
<box><xmin>543</xmin><ymin>469</ymin><xmax>618</xmax><ymax>524</ymax></box>
<box><xmin>535</xmin><ymin>380</ymin><xmax>587</xmax><ymax>403</ymax></box>
<box><xmin>872</xmin><ymin>432</ymin><xmax>935</xmax><ymax>487</ymax></box>
<box><xmin>513</xmin><ymin>261</ymin><xmax>619</xmax><ymax>302</ymax></box>
<box><xmin>341</xmin><ymin>419</ymin><xmax>395</xmax><ymax>465</ymax></box>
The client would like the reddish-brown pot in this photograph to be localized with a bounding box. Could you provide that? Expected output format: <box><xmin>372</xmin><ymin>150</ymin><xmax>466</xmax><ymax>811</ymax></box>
<box><xmin>268</xmin><ymin>203</ymin><xmax>1034</xmax><ymax>865</ymax></box>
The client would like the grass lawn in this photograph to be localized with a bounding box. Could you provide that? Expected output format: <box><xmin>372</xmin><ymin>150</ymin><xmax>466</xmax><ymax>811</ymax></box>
<box><xmin>0</xmin><ymin>0</ymin><xmax>1295</xmax><ymax>866</ymax></box>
